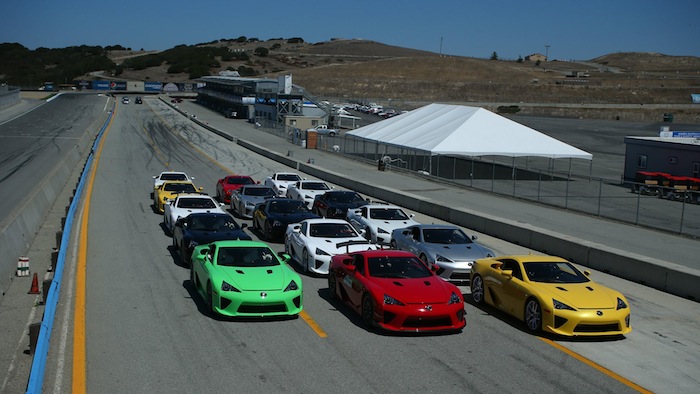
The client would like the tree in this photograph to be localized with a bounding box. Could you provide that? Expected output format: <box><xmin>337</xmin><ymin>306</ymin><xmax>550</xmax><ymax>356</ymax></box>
<box><xmin>490</xmin><ymin>52</ymin><xmax>499</xmax><ymax>60</ymax></box>
<box><xmin>254</xmin><ymin>47</ymin><xmax>269</xmax><ymax>57</ymax></box>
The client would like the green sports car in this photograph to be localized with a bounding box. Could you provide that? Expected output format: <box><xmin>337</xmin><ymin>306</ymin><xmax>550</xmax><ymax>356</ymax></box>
<box><xmin>190</xmin><ymin>240</ymin><xmax>303</xmax><ymax>317</ymax></box>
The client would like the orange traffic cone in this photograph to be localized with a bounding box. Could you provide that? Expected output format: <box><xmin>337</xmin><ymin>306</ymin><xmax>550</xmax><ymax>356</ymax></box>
<box><xmin>28</xmin><ymin>273</ymin><xmax>40</xmax><ymax>294</ymax></box>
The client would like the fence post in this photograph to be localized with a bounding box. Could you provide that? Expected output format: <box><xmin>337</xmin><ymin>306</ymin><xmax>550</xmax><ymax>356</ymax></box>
<box><xmin>597</xmin><ymin>178</ymin><xmax>603</xmax><ymax>216</ymax></box>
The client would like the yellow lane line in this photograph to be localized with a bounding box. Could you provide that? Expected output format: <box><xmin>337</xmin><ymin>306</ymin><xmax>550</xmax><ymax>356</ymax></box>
<box><xmin>72</xmin><ymin>103</ymin><xmax>115</xmax><ymax>393</ymax></box>
<box><xmin>300</xmin><ymin>311</ymin><xmax>327</xmax><ymax>338</ymax></box>
<box><xmin>538</xmin><ymin>337</ymin><xmax>652</xmax><ymax>394</ymax></box>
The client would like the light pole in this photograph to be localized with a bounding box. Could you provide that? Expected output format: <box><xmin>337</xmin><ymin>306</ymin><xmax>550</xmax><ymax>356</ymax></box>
<box><xmin>545</xmin><ymin>45</ymin><xmax>550</xmax><ymax>61</ymax></box>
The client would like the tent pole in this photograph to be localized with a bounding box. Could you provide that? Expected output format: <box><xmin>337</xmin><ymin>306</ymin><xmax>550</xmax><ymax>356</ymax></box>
<box><xmin>491</xmin><ymin>157</ymin><xmax>496</xmax><ymax>192</ymax></box>
<box><xmin>512</xmin><ymin>156</ymin><xmax>516</xmax><ymax>196</ymax></box>
<box><xmin>470</xmin><ymin>157</ymin><xmax>475</xmax><ymax>186</ymax></box>
<box><xmin>565</xmin><ymin>158</ymin><xmax>572</xmax><ymax>208</ymax></box>
<box><xmin>589</xmin><ymin>159</ymin><xmax>593</xmax><ymax>182</ymax></box>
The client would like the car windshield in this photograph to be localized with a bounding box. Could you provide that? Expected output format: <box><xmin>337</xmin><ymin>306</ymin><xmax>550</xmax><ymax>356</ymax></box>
<box><xmin>243</xmin><ymin>187</ymin><xmax>275</xmax><ymax>197</ymax></box>
<box><xmin>309</xmin><ymin>223</ymin><xmax>357</xmax><ymax>238</ymax></box>
<box><xmin>327</xmin><ymin>192</ymin><xmax>364</xmax><ymax>203</ymax></box>
<box><xmin>268</xmin><ymin>200</ymin><xmax>308</xmax><ymax>213</ymax></box>
<box><xmin>369</xmin><ymin>208</ymin><xmax>409</xmax><ymax>220</ymax></box>
<box><xmin>368</xmin><ymin>256</ymin><xmax>431</xmax><ymax>278</ymax></box>
<box><xmin>177</xmin><ymin>198</ymin><xmax>216</xmax><ymax>209</ymax></box>
<box><xmin>161</xmin><ymin>173</ymin><xmax>187</xmax><ymax>181</ymax></box>
<box><xmin>228</xmin><ymin>177</ymin><xmax>254</xmax><ymax>185</ymax></box>
<box><xmin>302</xmin><ymin>182</ymin><xmax>329</xmax><ymax>190</ymax></box>
<box><xmin>422</xmin><ymin>228</ymin><xmax>472</xmax><ymax>244</ymax></box>
<box><xmin>164</xmin><ymin>183</ymin><xmax>196</xmax><ymax>193</ymax></box>
<box><xmin>188</xmin><ymin>215</ymin><xmax>238</xmax><ymax>231</ymax></box>
<box><xmin>216</xmin><ymin>246</ymin><xmax>278</xmax><ymax>267</ymax></box>
<box><xmin>523</xmin><ymin>262</ymin><xmax>590</xmax><ymax>284</ymax></box>
<box><xmin>277</xmin><ymin>174</ymin><xmax>300</xmax><ymax>181</ymax></box>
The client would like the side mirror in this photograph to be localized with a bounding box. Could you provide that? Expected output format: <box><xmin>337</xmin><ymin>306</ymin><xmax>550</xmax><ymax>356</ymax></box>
<box><xmin>471</xmin><ymin>235</ymin><xmax>478</xmax><ymax>240</ymax></box>
<box><xmin>500</xmin><ymin>269</ymin><xmax>513</xmax><ymax>279</ymax></box>
<box><xmin>198</xmin><ymin>187</ymin><xmax>204</xmax><ymax>191</ymax></box>
<box><xmin>346</xmin><ymin>265</ymin><xmax>357</xmax><ymax>273</ymax></box>
<box><xmin>291</xmin><ymin>224</ymin><xmax>301</xmax><ymax>232</ymax></box>
<box><xmin>277</xmin><ymin>252</ymin><xmax>291</xmax><ymax>263</ymax></box>
<box><xmin>583</xmin><ymin>270</ymin><xmax>591</xmax><ymax>277</ymax></box>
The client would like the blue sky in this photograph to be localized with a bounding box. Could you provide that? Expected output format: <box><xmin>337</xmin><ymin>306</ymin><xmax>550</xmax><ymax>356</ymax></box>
<box><xmin>3</xmin><ymin>0</ymin><xmax>698</xmax><ymax>60</ymax></box>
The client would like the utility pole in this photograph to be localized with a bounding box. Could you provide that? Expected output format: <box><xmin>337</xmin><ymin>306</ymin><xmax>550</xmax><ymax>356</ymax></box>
<box><xmin>545</xmin><ymin>45</ymin><xmax>550</xmax><ymax>61</ymax></box>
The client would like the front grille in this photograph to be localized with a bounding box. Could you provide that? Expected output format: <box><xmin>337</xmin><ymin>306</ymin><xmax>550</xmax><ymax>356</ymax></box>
<box><xmin>403</xmin><ymin>316</ymin><xmax>452</xmax><ymax>328</ymax></box>
<box><xmin>237</xmin><ymin>303</ymin><xmax>287</xmax><ymax>313</ymax></box>
<box><xmin>384</xmin><ymin>312</ymin><xmax>397</xmax><ymax>324</ymax></box>
<box><xmin>293</xmin><ymin>296</ymin><xmax>301</xmax><ymax>308</ymax></box>
<box><xmin>220</xmin><ymin>298</ymin><xmax>232</xmax><ymax>310</ymax></box>
<box><xmin>574</xmin><ymin>323</ymin><xmax>620</xmax><ymax>333</ymax></box>
<box><xmin>449</xmin><ymin>272</ymin><xmax>471</xmax><ymax>280</ymax></box>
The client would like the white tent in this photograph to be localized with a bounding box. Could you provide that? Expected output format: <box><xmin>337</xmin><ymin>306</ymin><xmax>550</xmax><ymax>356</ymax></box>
<box><xmin>346</xmin><ymin>103</ymin><xmax>592</xmax><ymax>160</ymax></box>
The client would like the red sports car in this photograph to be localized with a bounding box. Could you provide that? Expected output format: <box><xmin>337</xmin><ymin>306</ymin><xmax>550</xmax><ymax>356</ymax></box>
<box><xmin>328</xmin><ymin>250</ymin><xmax>466</xmax><ymax>332</ymax></box>
<box><xmin>215</xmin><ymin>175</ymin><xmax>257</xmax><ymax>203</ymax></box>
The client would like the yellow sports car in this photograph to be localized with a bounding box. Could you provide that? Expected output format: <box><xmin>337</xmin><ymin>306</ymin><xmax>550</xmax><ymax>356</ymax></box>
<box><xmin>470</xmin><ymin>255</ymin><xmax>631</xmax><ymax>337</ymax></box>
<box><xmin>153</xmin><ymin>180</ymin><xmax>203</xmax><ymax>213</ymax></box>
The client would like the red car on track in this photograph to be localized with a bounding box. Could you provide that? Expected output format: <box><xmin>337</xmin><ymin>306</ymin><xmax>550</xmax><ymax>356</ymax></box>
<box><xmin>215</xmin><ymin>175</ymin><xmax>257</xmax><ymax>203</ymax></box>
<box><xmin>328</xmin><ymin>249</ymin><xmax>466</xmax><ymax>333</ymax></box>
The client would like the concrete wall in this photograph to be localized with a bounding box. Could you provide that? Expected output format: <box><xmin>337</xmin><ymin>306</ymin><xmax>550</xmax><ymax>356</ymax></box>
<box><xmin>238</xmin><ymin>138</ymin><xmax>700</xmax><ymax>301</ymax></box>
<box><xmin>0</xmin><ymin>86</ymin><xmax>21</xmax><ymax>111</ymax></box>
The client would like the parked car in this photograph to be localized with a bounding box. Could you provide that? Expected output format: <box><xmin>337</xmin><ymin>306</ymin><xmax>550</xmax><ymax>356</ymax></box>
<box><xmin>153</xmin><ymin>180</ymin><xmax>202</xmax><ymax>213</ymax></box>
<box><xmin>135</xmin><ymin>96</ymin><xmax>142</xmax><ymax>104</ymax></box>
<box><xmin>153</xmin><ymin>171</ymin><xmax>193</xmax><ymax>190</ymax></box>
<box><xmin>252</xmin><ymin>199</ymin><xmax>319</xmax><ymax>241</ymax></box>
<box><xmin>216</xmin><ymin>175</ymin><xmax>257</xmax><ymax>203</ymax></box>
<box><xmin>285</xmin><ymin>180</ymin><xmax>332</xmax><ymax>209</ymax></box>
<box><xmin>312</xmin><ymin>190</ymin><xmax>369</xmax><ymax>218</ymax></box>
<box><xmin>328</xmin><ymin>249</ymin><xmax>466</xmax><ymax>332</ymax></box>
<box><xmin>264</xmin><ymin>172</ymin><xmax>303</xmax><ymax>197</ymax></box>
<box><xmin>391</xmin><ymin>224</ymin><xmax>494</xmax><ymax>281</ymax></box>
<box><xmin>471</xmin><ymin>255</ymin><xmax>632</xmax><ymax>337</ymax></box>
<box><xmin>284</xmin><ymin>218</ymin><xmax>377</xmax><ymax>275</ymax></box>
<box><xmin>190</xmin><ymin>240</ymin><xmax>302</xmax><ymax>317</ymax></box>
<box><xmin>346</xmin><ymin>204</ymin><xmax>419</xmax><ymax>245</ymax></box>
<box><xmin>230</xmin><ymin>185</ymin><xmax>277</xmax><ymax>219</ymax></box>
<box><xmin>172</xmin><ymin>212</ymin><xmax>250</xmax><ymax>266</ymax></box>
<box><xmin>121</xmin><ymin>97</ymin><xmax>130</xmax><ymax>104</ymax></box>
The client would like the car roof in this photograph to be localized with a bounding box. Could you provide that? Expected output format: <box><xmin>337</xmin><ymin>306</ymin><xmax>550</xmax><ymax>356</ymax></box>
<box><xmin>206</xmin><ymin>240</ymin><xmax>271</xmax><ymax>248</ymax></box>
<box><xmin>492</xmin><ymin>255</ymin><xmax>569</xmax><ymax>264</ymax></box>
<box><xmin>360</xmin><ymin>204</ymin><xmax>402</xmax><ymax>209</ymax></box>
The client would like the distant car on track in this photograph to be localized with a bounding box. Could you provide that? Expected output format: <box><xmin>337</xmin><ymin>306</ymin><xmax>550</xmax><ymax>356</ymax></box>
<box><xmin>230</xmin><ymin>185</ymin><xmax>277</xmax><ymax>219</ymax></box>
<box><xmin>216</xmin><ymin>175</ymin><xmax>257</xmax><ymax>203</ymax></box>
<box><xmin>285</xmin><ymin>180</ymin><xmax>332</xmax><ymax>209</ymax></box>
<box><xmin>153</xmin><ymin>180</ymin><xmax>202</xmax><ymax>213</ymax></box>
<box><xmin>312</xmin><ymin>190</ymin><xmax>368</xmax><ymax>218</ymax></box>
<box><xmin>391</xmin><ymin>224</ymin><xmax>494</xmax><ymax>281</ymax></box>
<box><xmin>328</xmin><ymin>249</ymin><xmax>466</xmax><ymax>332</ymax></box>
<box><xmin>163</xmin><ymin>194</ymin><xmax>226</xmax><ymax>235</ymax></box>
<box><xmin>190</xmin><ymin>240</ymin><xmax>302</xmax><ymax>317</ymax></box>
<box><xmin>346</xmin><ymin>204</ymin><xmax>419</xmax><ymax>245</ymax></box>
<box><xmin>470</xmin><ymin>255</ymin><xmax>632</xmax><ymax>337</ymax></box>
<box><xmin>252</xmin><ymin>198</ymin><xmax>319</xmax><ymax>241</ymax></box>
<box><xmin>153</xmin><ymin>171</ymin><xmax>193</xmax><ymax>190</ymax></box>
<box><xmin>264</xmin><ymin>172</ymin><xmax>303</xmax><ymax>197</ymax></box>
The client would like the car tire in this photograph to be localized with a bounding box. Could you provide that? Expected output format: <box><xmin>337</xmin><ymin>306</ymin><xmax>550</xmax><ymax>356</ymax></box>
<box><xmin>362</xmin><ymin>294</ymin><xmax>374</xmax><ymax>329</ymax></box>
<box><xmin>190</xmin><ymin>265</ymin><xmax>196</xmax><ymax>289</ymax></box>
<box><xmin>206</xmin><ymin>282</ymin><xmax>215</xmax><ymax>316</ymax></box>
<box><xmin>328</xmin><ymin>273</ymin><xmax>338</xmax><ymax>300</ymax></box>
<box><xmin>471</xmin><ymin>274</ymin><xmax>485</xmax><ymax>304</ymax></box>
<box><xmin>302</xmin><ymin>249</ymin><xmax>309</xmax><ymax>273</ymax></box>
<box><xmin>525</xmin><ymin>299</ymin><xmax>542</xmax><ymax>332</ymax></box>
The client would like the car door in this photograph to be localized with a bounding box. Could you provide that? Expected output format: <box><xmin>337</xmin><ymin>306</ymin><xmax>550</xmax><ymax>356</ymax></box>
<box><xmin>339</xmin><ymin>254</ymin><xmax>366</xmax><ymax>310</ymax></box>
<box><xmin>490</xmin><ymin>259</ymin><xmax>528</xmax><ymax>316</ymax></box>
<box><xmin>290</xmin><ymin>222</ymin><xmax>306</xmax><ymax>258</ymax></box>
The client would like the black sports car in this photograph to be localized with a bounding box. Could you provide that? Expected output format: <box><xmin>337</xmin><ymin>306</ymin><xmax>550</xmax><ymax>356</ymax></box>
<box><xmin>172</xmin><ymin>212</ymin><xmax>250</xmax><ymax>266</ymax></box>
<box><xmin>312</xmin><ymin>190</ymin><xmax>368</xmax><ymax>218</ymax></box>
<box><xmin>252</xmin><ymin>199</ymin><xmax>320</xmax><ymax>241</ymax></box>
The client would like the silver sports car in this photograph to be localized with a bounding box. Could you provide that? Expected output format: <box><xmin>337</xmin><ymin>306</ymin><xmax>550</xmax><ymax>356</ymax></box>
<box><xmin>391</xmin><ymin>224</ymin><xmax>494</xmax><ymax>281</ymax></box>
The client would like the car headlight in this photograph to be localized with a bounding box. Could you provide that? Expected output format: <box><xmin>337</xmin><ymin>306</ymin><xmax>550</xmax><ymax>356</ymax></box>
<box><xmin>304</xmin><ymin>194</ymin><xmax>312</xmax><ymax>200</ymax></box>
<box><xmin>245</xmin><ymin>201</ymin><xmax>255</xmax><ymax>206</ymax></box>
<box><xmin>221</xmin><ymin>281</ymin><xmax>240</xmax><ymax>292</ymax></box>
<box><xmin>334</xmin><ymin>208</ymin><xmax>343</xmax><ymax>215</ymax></box>
<box><xmin>436</xmin><ymin>254</ymin><xmax>452</xmax><ymax>263</ymax></box>
<box><xmin>272</xmin><ymin>220</ymin><xmax>283</xmax><ymax>227</ymax></box>
<box><xmin>384</xmin><ymin>294</ymin><xmax>404</xmax><ymax>305</ymax></box>
<box><xmin>188</xmin><ymin>240</ymin><xmax>199</xmax><ymax>249</ymax></box>
<box><xmin>553</xmin><ymin>299</ymin><xmax>576</xmax><ymax>311</ymax></box>
<box><xmin>315</xmin><ymin>248</ymin><xmax>330</xmax><ymax>256</ymax></box>
<box><xmin>448</xmin><ymin>292</ymin><xmax>461</xmax><ymax>305</ymax></box>
<box><xmin>284</xmin><ymin>280</ymin><xmax>299</xmax><ymax>292</ymax></box>
<box><xmin>377</xmin><ymin>228</ymin><xmax>389</xmax><ymax>234</ymax></box>
<box><xmin>616</xmin><ymin>297</ymin><xmax>628</xmax><ymax>310</ymax></box>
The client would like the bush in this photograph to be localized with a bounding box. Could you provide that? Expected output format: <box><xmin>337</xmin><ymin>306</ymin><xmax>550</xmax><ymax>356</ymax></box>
<box><xmin>254</xmin><ymin>47</ymin><xmax>269</xmax><ymax>57</ymax></box>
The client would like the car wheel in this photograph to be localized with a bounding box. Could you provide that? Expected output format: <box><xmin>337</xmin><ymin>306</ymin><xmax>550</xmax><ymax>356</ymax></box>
<box><xmin>524</xmin><ymin>299</ymin><xmax>542</xmax><ymax>332</ymax></box>
<box><xmin>362</xmin><ymin>294</ymin><xmax>374</xmax><ymax>328</ymax></box>
<box><xmin>328</xmin><ymin>272</ymin><xmax>338</xmax><ymax>300</ymax></box>
<box><xmin>190</xmin><ymin>265</ymin><xmax>196</xmax><ymax>289</ymax></box>
<box><xmin>206</xmin><ymin>282</ymin><xmax>215</xmax><ymax>316</ymax></box>
<box><xmin>471</xmin><ymin>275</ymin><xmax>485</xmax><ymax>304</ymax></box>
<box><xmin>284</xmin><ymin>236</ymin><xmax>291</xmax><ymax>255</ymax></box>
<box><xmin>302</xmin><ymin>249</ymin><xmax>309</xmax><ymax>273</ymax></box>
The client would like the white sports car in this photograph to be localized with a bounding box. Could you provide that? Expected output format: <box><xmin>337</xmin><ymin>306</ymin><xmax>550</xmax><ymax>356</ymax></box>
<box><xmin>163</xmin><ymin>194</ymin><xmax>226</xmax><ymax>235</ymax></box>
<box><xmin>285</xmin><ymin>180</ymin><xmax>332</xmax><ymax>208</ymax></box>
<box><xmin>264</xmin><ymin>172</ymin><xmax>303</xmax><ymax>197</ymax></box>
<box><xmin>153</xmin><ymin>171</ymin><xmax>192</xmax><ymax>190</ymax></box>
<box><xmin>346</xmin><ymin>204</ymin><xmax>420</xmax><ymax>245</ymax></box>
<box><xmin>284</xmin><ymin>218</ymin><xmax>377</xmax><ymax>275</ymax></box>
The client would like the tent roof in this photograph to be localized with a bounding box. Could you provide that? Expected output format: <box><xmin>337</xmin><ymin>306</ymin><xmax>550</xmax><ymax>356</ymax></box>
<box><xmin>346</xmin><ymin>103</ymin><xmax>592</xmax><ymax>160</ymax></box>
